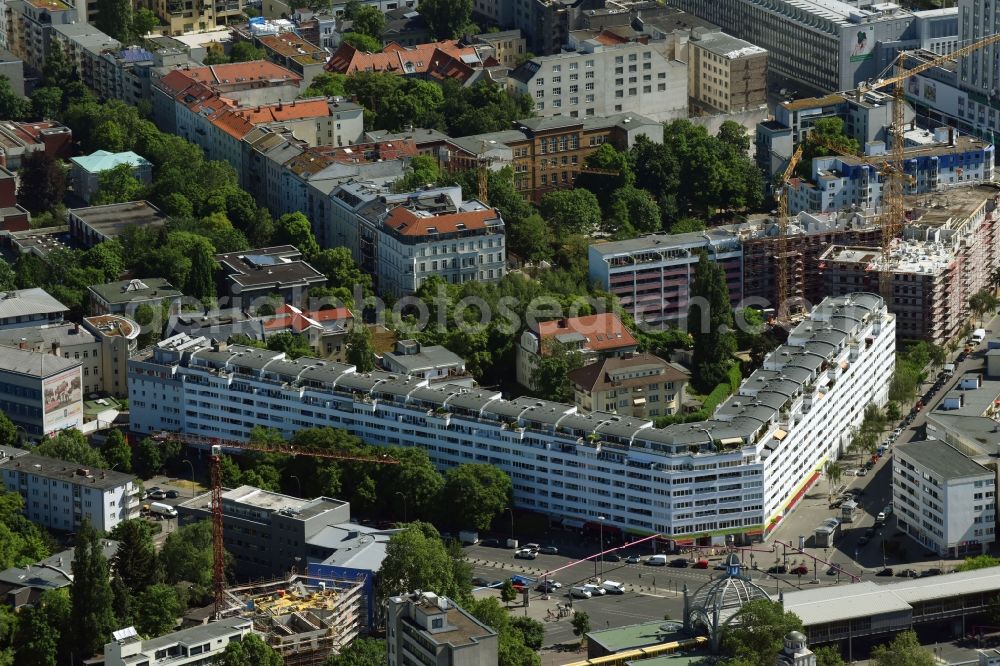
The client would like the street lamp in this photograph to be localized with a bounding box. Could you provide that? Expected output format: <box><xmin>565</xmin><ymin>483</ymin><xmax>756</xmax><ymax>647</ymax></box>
<box><xmin>181</xmin><ymin>459</ymin><xmax>195</xmax><ymax>498</ymax></box>
<box><xmin>597</xmin><ymin>516</ymin><xmax>606</xmax><ymax>580</ymax></box>
<box><xmin>505</xmin><ymin>507</ymin><xmax>514</xmax><ymax>546</ymax></box>
<box><xmin>395</xmin><ymin>491</ymin><xmax>407</xmax><ymax>522</ymax></box>
<box><xmin>289</xmin><ymin>475</ymin><xmax>302</xmax><ymax>498</ymax></box>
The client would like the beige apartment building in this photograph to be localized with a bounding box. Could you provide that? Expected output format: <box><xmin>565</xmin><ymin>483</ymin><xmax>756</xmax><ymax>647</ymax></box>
<box><xmin>568</xmin><ymin>353</ymin><xmax>689</xmax><ymax>420</ymax></box>
<box><xmin>688</xmin><ymin>29</ymin><xmax>767</xmax><ymax>115</ymax></box>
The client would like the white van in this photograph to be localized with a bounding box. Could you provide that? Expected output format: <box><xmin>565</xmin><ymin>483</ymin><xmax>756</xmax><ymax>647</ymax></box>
<box><xmin>646</xmin><ymin>554</ymin><xmax>667</xmax><ymax>566</ymax></box>
<box><xmin>602</xmin><ymin>580</ymin><xmax>625</xmax><ymax>594</ymax></box>
<box><xmin>570</xmin><ymin>586</ymin><xmax>592</xmax><ymax>599</ymax></box>
<box><xmin>971</xmin><ymin>328</ymin><xmax>987</xmax><ymax>344</ymax></box>
<box><xmin>582</xmin><ymin>583</ymin><xmax>606</xmax><ymax>596</ymax></box>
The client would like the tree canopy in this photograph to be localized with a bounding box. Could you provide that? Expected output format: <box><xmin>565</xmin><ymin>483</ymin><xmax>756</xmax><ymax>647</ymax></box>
<box><xmin>870</xmin><ymin>631</ymin><xmax>935</xmax><ymax>666</ymax></box>
<box><xmin>440</xmin><ymin>464</ymin><xmax>512</xmax><ymax>531</ymax></box>
<box><xmin>418</xmin><ymin>0</ymin><xmax>475</xmax><ymax>39</ymax></box>
<box><xmin>720</xmin><ymin>600</ymin><xmax>804</xmax><ymax>666</ymax></box>
<box><xmin>376</xmin><ymin>522</ymin><xmax>471</xmax><ymax>606</ymax></box>
<box><xmin>688</xmin><ymin>252</ymin><xmax>737</xmax><ymax>392</ymax></box>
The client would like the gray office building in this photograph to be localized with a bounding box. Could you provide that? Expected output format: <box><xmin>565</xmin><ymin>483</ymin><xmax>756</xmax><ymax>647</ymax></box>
<box><xmin>668</xmin><ymin>0</ymin><xmax>957</xmax><ymax>93</ymax></box>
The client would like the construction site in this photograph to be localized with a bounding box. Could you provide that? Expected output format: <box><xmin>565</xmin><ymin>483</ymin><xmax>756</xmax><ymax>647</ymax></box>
<box><xmin>818</xmin><ymin>184</ymin><xmax>1000</xmax><ymax>344</ymax></box>
<box><xmin>218</xmin><ymin>573</ymin><xmax>365</xmax><ymax>666</ymax></box>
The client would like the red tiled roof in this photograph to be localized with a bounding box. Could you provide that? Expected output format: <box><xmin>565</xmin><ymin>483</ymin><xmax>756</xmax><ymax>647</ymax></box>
<box><xmin>283</xmin><ymin>139</ymin><xmax>419</xmax><ymax>176</ymax></box>
<box><xmin>265</xmin><ymin>305</ymin><xmax>353</xmax><ymax>333</ymax></box>
<box><xmin>208</xmin><ymin>99</ymin><xmax>332</xmax><ymax>140</ymax></box>
<box><xmin>326</xmin><ymin>40</ymin><xmax>483</xmax><ymax>83</ymax></box>
<box><xmin>157</xmin><ymin>61</ymin><xmax>301</xmax><ymax>95</ymax></box>
<box><xmin>536</xmin><ymin>313</ymin><xmax>637</xmax><ymax>353</ymax></box>
<box><xmin>593</xmin><ymin>30</ymin><xmax>629</xmax><ymax>46</ymax></box>
<box><xmin>384</xmin><ymin>207</ymin><xmax>498</xmax><ymax>237</ymax></box>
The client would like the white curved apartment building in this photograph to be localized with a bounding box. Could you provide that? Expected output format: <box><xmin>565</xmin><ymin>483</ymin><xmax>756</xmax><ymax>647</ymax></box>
<box><xmin>128</xmin><ymin>293</ymin><xmax>894</xmax><ymax>545</ymax></box>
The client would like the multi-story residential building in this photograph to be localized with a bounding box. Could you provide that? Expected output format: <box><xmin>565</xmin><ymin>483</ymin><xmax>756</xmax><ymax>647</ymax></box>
<box><xmin>250</xmin><ymin>31</ymin><xmax>326</xmax><ymax>88</ymax></box>
<box><xmin>0</xmin><ymin>120</ymin><xmax>72</xmax><ymax>171</ymax></box>
<box><xmin>754</xmin><ymin>90</ymin><xmax>909</xmax><ymax>182</ymax></box>
<box><xmin>893</xmin><ymin>439</ymin><xmax>995</xmax><ymax>557</ymax></box>
<box><xmin>69</xmin><ymin>151</ymin><xmax>153</xmax><ymax>204</ymax></box>
<box><xmin>387</xmin><ymin>592</ymin><xmax>498</xmax><ymax>666</ymax></box>
<box><xmin>88</xmin><ymin>278</ymin><xmax>183</xmax><ymax>316</ymax></box>
<box><xmin>151</xmin><ymin>61</ymin><xmax>303</xmax><ymax>133</ymax></box>
<box><xmin>68</xmin><ymin>201</ymin><xmax>168</xmax><ymax>248</ymax></box>
<box><xmin>516</xmin><ymin>313</ymin><xmax>638</xmax><ymax>390</ymax></box>
<box><xmin>588</xmin><ymin>225</ymin><xmax>745</xmax><ymax>328</ymax></box>
<box><xmin>321</xmin><ymin>183</ymin><xmax>505</xmax><ymax>296</ymax></box>
<box><xmin>508</xmin><ymin>38</ymin><xmax>687</xmax><ymax>121</ymax></box>
<box><xmin>820</xmin><ymin>185</ymin><xmax>1000</xmax><ymax>344</ymax></box>
<box><xmin>668</xmin><ymin>0</ymin><xmax>957</xmax><ymax>94</ymax></box>
<box><xmin>471</xmin><ymin>30</ymin><xmax>526</xmax><ymax>68</ymax></box>
<box><xmin>0</xmin><ymin>345</ymin><xmax>81</xmax><ymax>438</ymax></box>
<box><xmin>446</xmin><ymin>113</ymin><xmax>662</xmax><ymax>202</ymax></box>
<box><xmin>787</xmin><ymin>131</ymin><xmax>994</xmax><ymax>214</ymax></box>
<box><xmin>104</xmin><ymin>619</ymin><xmax>255</xmax><ymax>666</ymax></box>
<box><xmin>0</xmin><ymin>452</ymin><xmax>139</xmax><ymax>531</ymax></box>
<box><xmin>13</xmin><ymin>0</ymin><xmax>75</xmax><ymax>71</ymax></box>
<box><xmin>0</xmin><ymin>322</ymin><xmax>102</xmax><ymax>395</ymax></box>
<box><xmin>82</xmin><ymin>314</ymin><xmax>140</xmax><ymax>397</ymax></box>
<box><xmin>215</xmin><ymin>245</ymin><xmax>327</xmax><ymax>308</ymax></box>
<box><xmin>128</xmin><ymin>293</ymin><xmax>895</xmax><ymax>545</ymax></box>
<box><xmin>326</xmin><ymin>39</ymin><xmax>494</xmax><ymax>86</ymax></box>
<box><xmin>687</xmin><ymin>29</ymin><xmax>767</xmax><ymax>115</ymax></box>
<box><xmin>147</xmin><ymin>0</ymin><xmax>245</xmax><ymax>36</ymax></box>
<box><xmin>0</xmin><ymin>288</ymin><xmax>67</xmax><ymax>330</ymax></box>
<box><xmin>177</xmin><ymin>484</ymin><xmax>398</xmax><ymax>579</ymax></box>
<box><xmin>381</xmin><ymin>339</ymin><xmax>469</xmax><ymax>384</ymax></box>
<box><xmin>49</xmin><ymin>22</ymin><xmax>119</xmax><ymax>91</ymax></box>
<box><xmin>568</xmin><ymin>353</ymin><xmax>689</xmax><ymax>420</ymax></box>
<box><xmin>0</xmin><ymin>165</ymin><xmax>29</xmax><ymax>233</ymax></box>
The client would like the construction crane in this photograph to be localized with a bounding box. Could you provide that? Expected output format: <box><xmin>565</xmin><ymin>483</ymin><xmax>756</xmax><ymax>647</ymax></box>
<box><xmin>151</xmin><ymin>432</ymin><xmax>399</xmax><ymax>618</ymax></box>
<box><xmin>848</xmin><ymin>32</ymin><xmax>1000</xmax><ymax>296</ymax></box>
<box><xmin>774</xmin><ymin>142</ymin><xmax>805</xmax><ymax>319</ymax></box>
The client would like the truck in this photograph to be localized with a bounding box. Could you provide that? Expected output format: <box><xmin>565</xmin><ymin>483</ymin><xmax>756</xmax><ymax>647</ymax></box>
<box><xmin>459</xmin><ymin>530</ymin><xmax>479</xmax><ymax>545</ymax></box>
<box><xmin>148</xmin><ymin>502</ymin><xmax>177</xmax><ymax>519</ymax></box>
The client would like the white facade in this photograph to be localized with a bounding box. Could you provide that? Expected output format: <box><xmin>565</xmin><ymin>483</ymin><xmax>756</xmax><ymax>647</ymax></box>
<box><xmin>893</xmin><ymin>439</ymin><xmax>996</xmax><ymax>557</ymax></box>
<box><xmin>104</xmin><ymin>619</ymin><xmax>254</xmax><ymax>666</ymax></box>
<box><xmin>788</xmin><ymin>133</ymin><xmax>995</xmax><ymax>214</ymax></box>
<box><xmin>130</xmin><ymin>293</ymin><xmax>893</xmax><ymax>543</ymax></box>
<box><xmin>0</xmin><ymin>453</ymin><xmax>140</xmax><ymax>532</ymax></box>
<box><xmin>508</xmin><ymin>40</ymin><xmax>688</xmax><ymax>122</ymax></box>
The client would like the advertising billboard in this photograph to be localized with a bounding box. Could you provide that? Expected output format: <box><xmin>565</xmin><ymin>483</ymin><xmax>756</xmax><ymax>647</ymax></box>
<box><xmin>43</xmin><ymin>367</ymin><xmax>82</xmax><ymax>431</ymax></box>
<box><xmin>849</xmin><ymin>28</ymin><xmax>874</xmax><ymax>62</ymax></box>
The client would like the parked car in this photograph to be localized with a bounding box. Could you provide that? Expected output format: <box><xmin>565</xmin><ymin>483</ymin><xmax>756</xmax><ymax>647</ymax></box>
<box><xmin>625</xmin><ymin>554</ymin><xmax>641</xmax><ymax>564</ymax></box>
<box><xmin>165</xmin><ymin>490</ymin><xmax>179</xmax><ymax>499</ymax></box>
<box><xmin>538</xmin><ymin>546</ymin><xmax>559</xmax><ymax>555</ymax></box>
<box><xmin>582</xmin><ymin>584</ymin><xmax>606</xmax><ymax>597</ymax></box>
<box><xmin>876</xmin><ymin>568</ymin><xmax>894</xmax><ymax>577</ymax></box>
<box><xmin>856</xmin><ymin>468</ymin><xmax>868</xmax><ymax>477</ymax></box>
<box><xmin>602</xmin><ymin>553</ymin><xmax>622</xmax><ymax>562</ymax></box>
<box><xmin>147</xmin><ymin>490</ymin><xmax>167</xmax><ymax>500</ymax></box>
<box><xmin>523</xmin><ymin>543</ymin><xmax>540</xmax><ymax>551</ymax></box>
<box><xmin>790</xmin><ymin>565</ymin><xmax>809</xmax><ymax>575</ymax></box>
<box><xmin>767</xmin><ymin>565</ymin><xmax>787</xmax><ymax>574</ymax></box>
<box><xmin>826</xmin><ymin>567</ymin><xmax>838</xmax><ymax>576</ymax></box>
<box><xmin>480</xmin><ymin>538</ymin><xmax>500</xmax><ymax>547</ymax></box>
<box><xmin>535</xmin><ymin>581</ymin><xmax>558</xmax><ymax>593</ymax></box>
<box><xmin>514</xmin><ymin>549</ymin><xmax>537</xmax><ymax>560</ymax></box>
<box><xmin>668</xmin><ymin>558</ymin><xmax>689</xmax><ymax>568</ymax></box>
<box><xmin>473</xmin><ymin>577</ymin><xmax>492</xmax><ymax>587</ymax></box>
<box><xmin>922</xmin><ymin>568</ymin><xmax>943</xmax><ymax>577</ymax></box>
<box><xmin>646</xmin><ymin>555</ymin><xmax>667</xmax><ymax>566</ymax></box>
<box><xmin>569</xmin><ymin>586</ymin><xmax>592</xmax><ymax>599</ymax></box>
<box><xmin>692</xmin><ymin>559</ymin><xmax>709</xmax><ymax>569</ymax></box>
<box><xmin>895</xmin><ymin>569</ymin><xmax>919</xmax><ymax>578</ymax></box>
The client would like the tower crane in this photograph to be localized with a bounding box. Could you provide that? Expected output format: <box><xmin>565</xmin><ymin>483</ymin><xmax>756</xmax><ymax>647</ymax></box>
<box><xmin>847</xmin><ymin>32</ymin><xmax>1000</xmax><ymax>297</ymax></box>
<box><xmin>151</xmin><ymin>432</ymin><xmax>399</xmax><ymax>618</ymax></box>
<box><xmin>774</xmin><ymin>142</ymin><xmax>805</xmax><ymax>319</ymax></box>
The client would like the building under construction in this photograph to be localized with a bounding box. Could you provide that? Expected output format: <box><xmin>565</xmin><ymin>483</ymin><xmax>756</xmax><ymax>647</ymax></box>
<box><xmin>218</xmin><ymin>573</ymin><xmax>365</xmax><ymax>666</ymax></box>
<box><xmin>742</xmin><ymin>210</ymin><xmax>881</xmax><ymax>310</ymax></box>
<box><xmin>819</xmin><ymin>184</ymin><xmax>1000</xmax><ymax>345</ymax></box>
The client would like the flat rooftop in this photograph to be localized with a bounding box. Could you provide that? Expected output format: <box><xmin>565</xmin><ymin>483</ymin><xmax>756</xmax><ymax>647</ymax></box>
<box><xmin>6</xmin><ymin>227</ymin><xmax>71</xmax><ymax>259</ymax></box>
<box><xmin>0</xmin><ymin>287</ymin><xmax>68</xmax><ymax>320</ymax></box>
<box><xmin>906</xmin><ymin>184</ymin><xmax>1000</xmax><ymax>229</ymax></box>
<box><xmin>588</xmin><ymin>621</ymin><xmax>687</xmax><ymax>653</ymax></box>
<box><xmin>216</xmin><ymin>246</ymin><xmax>326</xmax><ymax>289</ymax></box>
<box><xmin>896</xmin><ymin>439</ymin><xmax>993</xmax><ymax>480</ymax></box>
<box><xmin>88</xmin><ymin>278</ymin><xmax>181</xmax><ymax>305</ymax></box>
<box><xmin>691</xmin><ymin>31</ymin><xmax>766</xmax><ymax>58</ymax></box>
<box><xmin>69</xmin><ymin>201</ymin><xmax>168</xmax><ymax>238</ymax></box>
<box><xmin>0</xmin><ymin>453</ymin><xmax>135</xmax><ymax>489</ymax></box>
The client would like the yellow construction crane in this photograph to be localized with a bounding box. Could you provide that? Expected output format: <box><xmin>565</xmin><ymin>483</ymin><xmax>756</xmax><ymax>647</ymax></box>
<box><xmin>774</xmin><ymin>142</ymin><xmax>804</xmax><ymax>318</ymax></box>
<box><xmin>848</xmin><ymin>32</ymin><xmax>1000</xmax><ymax>298</ymax></box>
